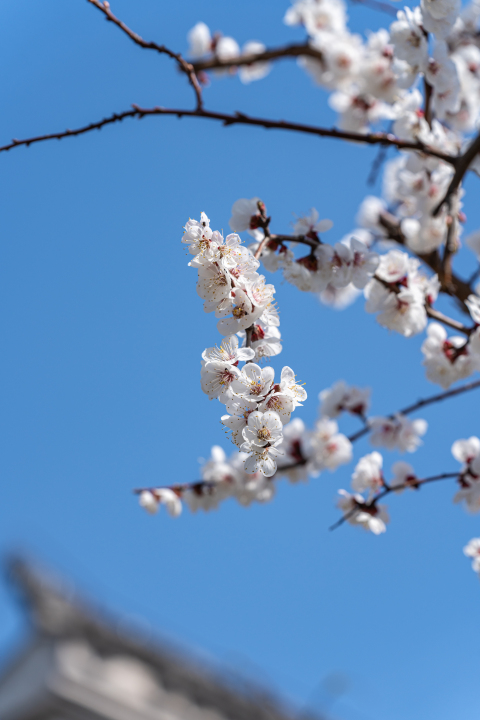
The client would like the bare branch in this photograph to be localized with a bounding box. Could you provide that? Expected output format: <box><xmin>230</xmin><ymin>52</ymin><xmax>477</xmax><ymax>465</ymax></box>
<box><xmin>87</xmin><ymin>0</ymin><xmax>203</xmax><ymax>109</ymax></box>
<box><xmin>0</xmin><ymin>104</ymin><xmax>460</xmax><ymax>163</ymax></box>
<box><xmin>425</xmin><ymin>305</ymin><xmax>472</xmax><ymax>335</ymax></box>
<box><xmin>433</xmin><ymin>130</ymin><xmax>480</xmax><ymax>216</ymax></box>
<box><xmin>271</xmin><ymin>233</ymin><xmax>321</xmax><ymax>250</ymax></box>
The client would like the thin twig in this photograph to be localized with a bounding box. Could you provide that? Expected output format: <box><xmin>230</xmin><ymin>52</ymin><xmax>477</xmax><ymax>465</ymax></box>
<box><xmin>433</xmin><ymin>130</ymin><xmax>480</xmax><ymax>216</ymax></box>
<box><xmin>425</xmin><ymin>305</ymin><xmax>471</xmax><ymax>335</ymax></box>
<box><xmin>347</xmin><ymin>378</ymin><xmax>480</xmax><ymax>443</ymax></box>
<box><xmin>0</xmin><ymin>104</ymin><xmax>459</xmax><ymax>163</ymax></box>
<box><xmin>87</xmin><ymin>0</ymin><xmax>203</xmax><ymax>109</ymax></box>
<box><xmin>329</xmin><ymin>472</ymin><xmax>459</xmax><ymax>531</ymax></box>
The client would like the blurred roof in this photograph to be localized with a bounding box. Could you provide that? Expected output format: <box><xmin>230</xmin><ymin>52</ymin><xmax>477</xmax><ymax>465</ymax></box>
<box><xmin>2</xmin><ymin>556</ymin><xmax>302</xmax><ymax>720</ymax></box>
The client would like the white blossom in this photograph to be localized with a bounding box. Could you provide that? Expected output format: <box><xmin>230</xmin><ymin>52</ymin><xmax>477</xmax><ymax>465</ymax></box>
<box><xmin>307</xmin><ymin>418</ymin><xmax>353</xmax><ymax>475</ymax></box>
<box><xmin>351</xmin><ymin>451</ymin><xmax>384</xmax><ymax>495</ymax></box>
<box><xmin>187</xmin><ymin>22</ymin><xmax>212</xmax><ymax>58</ymax></box>
<box><xmin>229</xmin><ymin>197</ymin><xmax>264</xmax><ymax>239</ymax></box>
<box><xmin>239</xmin><ymin>41</ymin><xmax>271</xmax><ymax>83</ymax></box>
<box><xmin>369</xmin><ymin>414</ymin><xmax>427</xmax><ymax>452</ymax></box>
<box><xmin>319</xmin><ymin>380</ymin><xmax>370</xmax><ymax>418</ymax></box>
<box><xmin>337</xmin><ymin>490</ymin><xmax>389</xmax><ymax>534</ymax></box>
<box><xmin>463</xmin><ymin>538</ymin><xmax>480</xmax><ymax>576</ymax></box>
<box><xmin>293</xmin><ymin>208</ymin><xmax>333</xmax><ymax>237</ymax></box>
<box><xmin>231</xmin><ymin>363</ymin><xmax>275</xmax><ymax>400</ymax></box>
<box><xmin>390</xmin><ymin>461</ymin><xmax>418</xmax><ymax>492</ymax></box>
<box><xmin>202</xmin><ymin>335</ymin><xmax>254</xmax><ymax>364</ymax></box>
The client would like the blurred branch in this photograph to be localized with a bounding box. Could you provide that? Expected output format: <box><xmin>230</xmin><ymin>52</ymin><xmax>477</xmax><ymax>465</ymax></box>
<box><xmin>192</xmin><ymin>42</ymin><xmax>323</xmax><ymax>73</ymax></box>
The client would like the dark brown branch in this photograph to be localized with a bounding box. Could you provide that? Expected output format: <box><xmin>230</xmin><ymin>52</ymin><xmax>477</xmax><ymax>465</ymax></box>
<box><xmin>424</xmin><ymin>78</ymin><xmax>433</xmax><ymax>128</ymax></box>
<box><xmin>433</xmin><ymin>130</ymin><xmax>480</xmax><ymax>216</ymax></box>
<box><xmin>192</xmin><ymin>42</ymin><xmax>323</xmax><ymax>73</ymax></box>
<box><xmin>87</xmin><ymin>0</ymin><xmax>203</xmax><ymax>109</ymax></box>
<box><xmin>347</xmin><ymin>378</ymin><xmax>480</xmax><ymax>443</ymax></box>
<box><xmin>441</xmin><ymin>201</ymin><xmax>458</xmax><ymax>289</ymax></box>
<box><xmin>425</xmin><ymin>305</ymin><xmax>471</xmax><ymax>335</ymax></box>
<box><xmin>330</xmin><ymin>472</ymin><xmax>459</xmax><ymax>531</ymax></box>
<box><xmin>271</xmin><ymin>233</ymin><xmax>320</xmax><ymax>250</ymax></box>
<box><xmin>0</xmin><ymin>104</ymin><xmax>459</xmax><ymax>163</ymax></box>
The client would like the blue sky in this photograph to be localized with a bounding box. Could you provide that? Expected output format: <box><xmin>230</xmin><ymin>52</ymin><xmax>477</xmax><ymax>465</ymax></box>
<box><xmin>0</xmin><ymin>1</ymin><xmax>479</xmax><ymax>719</ymax></box>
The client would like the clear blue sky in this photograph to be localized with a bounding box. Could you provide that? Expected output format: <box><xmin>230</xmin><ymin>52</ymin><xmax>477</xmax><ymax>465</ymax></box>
<box><xmin>0</xmin><ymin>2</ymin><xmax>479</xmax><ymax>719</ymax></box>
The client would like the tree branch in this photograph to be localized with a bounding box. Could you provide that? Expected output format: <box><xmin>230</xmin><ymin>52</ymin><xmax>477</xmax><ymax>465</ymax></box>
<box><xmin>330</xmin><ymin>472</ymin><xmax>460</xmax><ymax>530</ymax></box>
<box><xmin>425</xmin><ymin>305</ymin><xmax>471</xmax><ymax>335</ymax></box>
<box><xmin>347</xmin><ymin>378</ymin><xmax>480</xmax><ymax>443</ymax></box>
<box><xmin>433</xmin><ymin>130</ymin><xmax>480</xmax><ymax>216</ymax></box>
<box><xmin>270</xmin><ymin>233</ymin><xmax>320</xmax><ymax>250</ymax></box>
<box><xmin>191</xmin><ymin>42</ymin><xmax>324</xmax><ymax>73</ymax></box>
<box><xmin>0</xmin><ymin>104</ymin><xmax>459</xmax><ymax>163</ymax></box>
<box><xmin>87</xmin><ymin>0</ymin><xmax>203</xmax><ymax>109</ymax></box>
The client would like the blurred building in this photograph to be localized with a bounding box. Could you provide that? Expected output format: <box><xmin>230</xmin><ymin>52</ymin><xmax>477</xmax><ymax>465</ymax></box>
<box><xmin>0</xmin><ymin>559</ymin><xmax>299</xmax><ymax>720</ymax></box>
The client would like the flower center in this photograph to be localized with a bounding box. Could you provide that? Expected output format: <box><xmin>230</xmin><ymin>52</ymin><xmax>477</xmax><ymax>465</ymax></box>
<box><xmin>233</xmin><ymin>306</ymin><xmax>247</xmax><ymax>318</ymax></box>
<box><xmin>257</xmin><ymin>427</ymin><xmax>271</xmax><ymax>441</ymax></box>
<box><xmin>268</xmin><ymin>396</ymin><xmax>282</xmax><ymax>410</ymax></box>
<box><xmin>220</xmin><ymin>370</ymin><xmax>235</xmax><ymax>386</ymax></box>
<box><xmin>250</xmin><ymin>382</ymin><xmax>264</xmax><ymax>395</ymax></box>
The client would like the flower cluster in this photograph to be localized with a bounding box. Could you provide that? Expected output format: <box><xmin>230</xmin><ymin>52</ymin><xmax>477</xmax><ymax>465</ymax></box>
<box><xmin>421</xmin><ymin>320</ymin><xmax>480</xmax><ymax>389</ymax></box>
<box><xmin>186</xmin><ymin>0</ymin><xmax>480</xmax><ymax>393</ymax></box>
<box><xmin>364</xmin><ymin>250</ymin><xmax>439</xmax><ymax>337</ymax></box>
<box><xmin>138</xmin><ymin>379</ymin><xmax>436</xmax><ymax>524</ymax></box>
<box><xmin>146</xmin><ymin>0</ymin><xmax>480</xmax><ymax>576</ymax></box>
<box><xmin>183</xmin><ymin>210</ymin><xmax>307</xmax><ymax>478</ymax></box>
